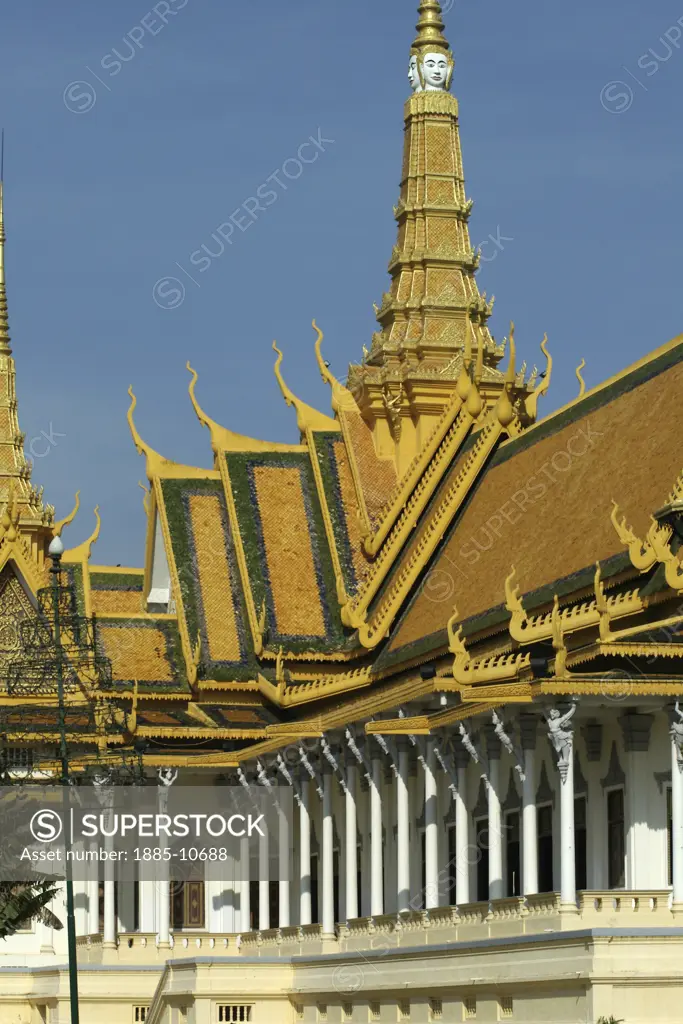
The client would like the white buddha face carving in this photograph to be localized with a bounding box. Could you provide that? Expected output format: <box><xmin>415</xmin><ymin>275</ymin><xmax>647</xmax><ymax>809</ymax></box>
<box><xmin>421</xmin><ymin>51</ymin><xmax>450</xmax><ymax>91</ymax></box>
<box><xmin>408</xmin><ymin>55</ymin><xmax>422</xmax><ymax>92</ymax></box>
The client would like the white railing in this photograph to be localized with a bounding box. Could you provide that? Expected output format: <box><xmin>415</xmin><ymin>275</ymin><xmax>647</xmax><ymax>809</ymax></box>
<box><xmin>76</xmin><ymin>890</ymin><xmax>675</xmax><ymax>964</ymax></box>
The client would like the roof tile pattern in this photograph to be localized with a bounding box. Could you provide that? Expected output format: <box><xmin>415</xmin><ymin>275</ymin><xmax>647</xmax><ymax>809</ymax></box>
<box><xmin>387</xmin><ymin>340</ymin><xmax>683</xmax><ymax>659</ymax></box>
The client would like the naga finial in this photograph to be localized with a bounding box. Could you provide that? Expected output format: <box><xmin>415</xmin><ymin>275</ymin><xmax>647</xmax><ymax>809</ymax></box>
<box><xmin>457</xmin><ymin>322</ymin><xmax>474</xmax><ymax>401</ymax></box>
<box><xmin>551</xmin><ymin>594</ymin><xmax>567</xmax><ymax>675</ymax></box>
<box><xmin>138</xmin><ymin>480</ymin><xmax>151</xmax><ymax>516</ymax></box>
<box><xmin>504</xmin><ymin>565</ymin><xmax>524</xmax><ymax>615</ymax></box>
<box><xmin>446</xmin><ymin>603</ymin><xmax>460</xmax><ymax>652</ymax></box>
<box><xmin>53</xmin><ymin>491</ymin><xmax>81</xmax><ymax>538</ymax></box>
<box><xmin>575</xmin><ymin>358</ymin><xmax>587</xmax><ymax>398</ymax></box>
<box><xmin>496</xmin><ymin>321</ymin><xmax>516</xmax><ymax>428</ymax></box>
<box><xmin>127</xmin><ymin>386</ymin><xmax>168</xmax><ymax>477</ymax></box>
<box><xmin>272</xmin><ymin>338</ymin><xmax>338</xmax><ymax>433</ymax></box>
<box><xmin>63</xmin><ymin>506</ymin><xmax>101</xmax><ymax>564</ymax></box>
<box><xmin>186</xmin><ymin>361</ymin><xmax>211</xmax><ymax>432</ymax></box>
<box><xmin>524</xmin><ymin>334</ymin><xmax>552</xmax><ymax>421</ymax></box>
<box><xmin>272</xmin><ymin>341</ymin><xmax>296</xmax><ymax>410</ymax></box>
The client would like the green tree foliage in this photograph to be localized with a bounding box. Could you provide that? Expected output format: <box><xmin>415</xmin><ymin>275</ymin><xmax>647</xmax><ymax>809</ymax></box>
<box><xmin>0</xmin><ymin>881</ymin><xmax>62</xmax><ymax>939</ymax></box>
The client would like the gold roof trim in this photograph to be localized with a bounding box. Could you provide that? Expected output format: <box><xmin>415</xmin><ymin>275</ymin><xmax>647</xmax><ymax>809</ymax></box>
<box><xmin>256</xmin><ymin>665</ymin><xmax>373</xmax><ymax>708</ymax></box>
<box><xmin>186</xmin><ymin>362</ymin><xmax>302</xmax><ymax>454</ymax></box>
<box><xmin>611</xmin><ymin>497</ymin><xmax>683</xmax><ymax>590</ymax></box>
<box><xmin>362</xmin><ymin>387</ymin><xmax>466</xmax><ymax>557</ymax></box>
<box><xmin>504</xmin><ymin>564</ymin><xmax>644</xmax><ymax>645</ymax></box>
<box><xmin>448</xmin><ymin>603</ymin><xmax>530</xmax><ymax>685</ymax></box>
<box><xmin>352</xmin><ymin>411</ymin><xmax>508</xmax><ymax>647</ymax></box>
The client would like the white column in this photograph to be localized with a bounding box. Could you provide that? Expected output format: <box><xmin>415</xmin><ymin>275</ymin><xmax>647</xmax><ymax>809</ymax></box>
<box><xmin>87</xmin><ymin>855</ymin><xmax>99</xmax><ymax>936</ymax></box>
<box><xmin>258</xmin><ymin>827</ymin><xmax>270</xmax><ymax>930</ymax></box>
<box><xmin>322</xmin><ymin>771</ymin><xmax>335</xmax><ymax>937</ymax></box>
<box><xmin>424</xmin><ymin>740</ymin><xmax>439</xmax><ymax>909</ymax></box>
<box><xmin>560</xmin><ymin>748</ymin><xmax>576</xmax><ymax>907</ymax></box>
<box><xmin>103</xmin><ymin>824</ymin><xmax>116</xmax><ymax>948</ymax></box>
<box><xmin>547</xmin><ymin>707</ymin><xmax>578</xmax><ymax>911</ymax></box>
<box><xmin>455</xmin><ymin>753</ymin><xmax>469</xmax><ymax>905</ymax></box>
<box><xmin>520</xmin><ymin>715</ymin><xmax>539</xmax><ymax>896</ymax></box>
<box><xmin>371</xmin><ymin>755</ymin><xmax>384</xmax><ymax>916</ymax></box>
<box><xmin>672</xmin><ymin>728</ymin><xmax>683</xmax><ymax>909</ymax></box>
<box><xmin>299</xmin><ymin>778</ymin><xmax>312</xmax><ymax>926</ymax></box>
<box><xmin>240</xmin><ymin>835</ymin><xmax>251</xmax><ymax>932</ymax></box>
<box><xmin>278</xmin><ymin>800</ymin><xmax>290</xmax><ymax>928</ymax></box>
<box><xmin>138</xmin><ymin>880</ymin><xmax>156</xmax><ymax>934</ymax></box>
<box><xmin>396</xmin><ymin>744</ymin><xmax>410</xmax><ymax>912</ymax></box>
<box><xmin>345</xmin><ymin>762</ymin><xmax>358</xmax><ymax>921</ymax></box>
<box><xmin>620</xmin><ymin>713</ymin><xmax>655</xmax><ymax>888</ymax></box>
<box><xmin>486</xmin><ymin>730</ymin><xmax>504</xmax><ymax>900</ymax></box>
<box><xmin>156</xmin><ymin>770</ymin><xmax>177</xmax><ymax>948</ymax></box>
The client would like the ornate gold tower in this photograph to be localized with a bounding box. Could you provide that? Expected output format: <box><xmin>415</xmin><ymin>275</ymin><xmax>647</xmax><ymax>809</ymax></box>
<box><xmin>347</xmin><ymin>1</ymin><xmax>531</xmax><ymax>471</ymax></box>
<box><xmin>0</xmin><ymin>179</ymin><xmax>55</xmax><ymax>579</ymax></box>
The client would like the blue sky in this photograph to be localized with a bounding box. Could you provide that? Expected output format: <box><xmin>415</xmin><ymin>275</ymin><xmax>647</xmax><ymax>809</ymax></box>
<box><xmin>1</xmin><ymin>0</ymin><xmax>682</xmax><ymax>566</ymax></box>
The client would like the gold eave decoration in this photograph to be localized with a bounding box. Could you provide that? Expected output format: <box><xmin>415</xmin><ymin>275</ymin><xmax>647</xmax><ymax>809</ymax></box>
<box><xmin>447</xmin><ymin>604</ymin><xmax>530</xmax><ymax>685</ymax></box>
<box><xmin>611</xmin><ymin>497</ymin><xmax>683</xmax><ymax>591</ymax></box>
<box><xmin>504</xmin><ymin>563</ymin><xmax>644</xmax><ymax>646</ymax></box>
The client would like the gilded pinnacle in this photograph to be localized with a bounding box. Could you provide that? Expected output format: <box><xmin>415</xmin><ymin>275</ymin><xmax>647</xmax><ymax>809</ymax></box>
<box><xmin>412</xmin><ymin>0</ymin><xmax>450</xmax><ymax>56</ymax></box>
<box><xmin>0</xmin><ymin>179</ymin><xmax>10</xmax><ymax>355</ymax></box>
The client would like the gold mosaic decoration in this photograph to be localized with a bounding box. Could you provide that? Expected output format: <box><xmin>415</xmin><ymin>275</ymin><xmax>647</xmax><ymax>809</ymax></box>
<box><xmin>90</xmin><ymin>589</ymin><xmax>143</xmax><ymax>616</ymax></box>
<box><xmin>189</xmin><ymin>493</ymin><xmax>242</xmax><ymax>662</ymax></box>
<box><xmin>99</xmin><ymin>624</ymin><xmax>173</xmax><ymax>683</ymax></box>
<box><xmin>252</xmin><ymin>466</ymin><xmax>326</xmax><ymax>637</ymax></box>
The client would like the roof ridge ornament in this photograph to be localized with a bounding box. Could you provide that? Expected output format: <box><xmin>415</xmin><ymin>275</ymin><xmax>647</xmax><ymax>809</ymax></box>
<box><xmin>53</xmin><ymin>491</ymin><xmax>81</xmax><ymax>538</ymax></box>
<box><xmin>495</xmin><ymin>322</ymin><xmax>516</xmax><ymax>428</ymax></box>
<box><xmin>186</xmin><ymin>361</ymin><xmax>302</xmax><ymax>454</ymax></box>
<box><xmin>63</xmin><ymin>506</ymin><xmax>101</xmax><ymax>564</ymax></box>
<box><xmin>523</xmin><ymin>335</ymin><xmax>552</xmax><ymax>422</ymax></box>
<box><xmin>272</xmin><ymin>340</ymin><xmax>338</xmax><ymax>434</ymax></box>
<box><xmin>575</xmin><ymin>358</ymin><xmax>587</xmax><ymax>398</ymax></box>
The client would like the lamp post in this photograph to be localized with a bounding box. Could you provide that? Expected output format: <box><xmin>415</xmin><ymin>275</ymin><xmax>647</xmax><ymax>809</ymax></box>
<box><xmin>48</xmin><ymin>534</ymin><xmax>80</xmax><ymax>1024</ymax></box>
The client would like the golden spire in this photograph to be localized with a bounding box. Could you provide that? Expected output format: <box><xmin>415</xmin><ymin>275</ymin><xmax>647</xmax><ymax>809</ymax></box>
<box><xmin>412</xmin><ymin>1</ymin><xmax>450</xmax><ymax>55</ymax></box>
<box><xmin>0</xmin><ymin>131</ymin><xmax>10</xmax><ymax>356</ymax></box>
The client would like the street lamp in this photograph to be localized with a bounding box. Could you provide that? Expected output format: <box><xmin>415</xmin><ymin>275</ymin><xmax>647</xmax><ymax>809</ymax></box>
<box><xmin>47</xmin><ymin>534</ymin><xmax>80</xmax><ymax>1024</ymax></box>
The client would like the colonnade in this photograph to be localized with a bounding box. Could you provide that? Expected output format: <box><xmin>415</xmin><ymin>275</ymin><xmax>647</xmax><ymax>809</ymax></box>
<box><xmin>80</xmin><ymin>705</ymin><xmax>683</xmax><ymax>943</ymax></box>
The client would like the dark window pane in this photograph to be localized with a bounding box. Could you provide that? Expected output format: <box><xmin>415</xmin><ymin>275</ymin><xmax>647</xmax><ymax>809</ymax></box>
<box><xmin>537</xmin><ymin>805</ymin><xmax>553</xmax><ymax>892</ymax></box>
<box><xmin>506</xmin><ymin>812</ymin><xmax>520</xmax><ymax>896</ymax></box>
<box><xmin>575</xmin><ymin>797</ymin><xmax>587</xmax><ymax>891</ymax></box>
<box><xmin>476</xmin><ymin>819</ymin><xmax>489</xmax><ymax>902</ymax></box>
<box><xmin>607</xmin><ymin>789</ymin><xmax>625</xmax><ymax>889</ymax></box>
<box><xmin>448</xmin><ymin>826</ymin><xmax>456</xmax><ymax>906</ymax></box>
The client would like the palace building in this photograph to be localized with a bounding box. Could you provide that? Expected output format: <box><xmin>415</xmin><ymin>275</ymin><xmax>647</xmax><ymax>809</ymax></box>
<box><xmin>1</xmin><ymin>2</ymin><xmax>683</xmax><ymax>1022</ymax></box>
